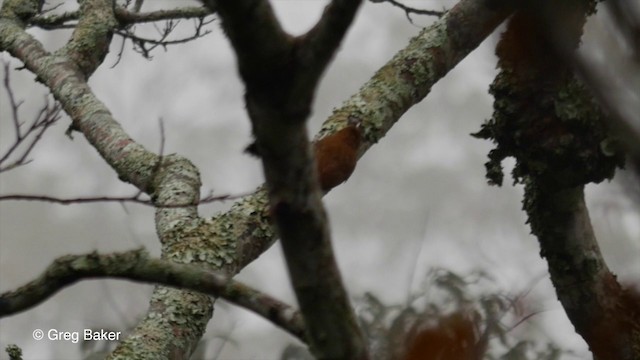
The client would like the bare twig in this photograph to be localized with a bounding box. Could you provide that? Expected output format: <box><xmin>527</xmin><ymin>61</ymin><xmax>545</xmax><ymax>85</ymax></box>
<box><xmin>1</xmin><ymin>2</ymin><xmax>204</xmax><ymax>358</ymax></box>
<box><xmin>0</xmin><ymin>190</ymin><xmax>254</xmax><ymax>207</ymax></box>
<box><xmin>30</xmin><ymin>6</ymin><xmax>214</xmax><ymax>29</ymax></box>
<box><xmin>370</xmin><ymin>0</ymin><xmax>446</xmax><ymax>23</ymax></box>
<box><xmin>30</xmin><ymin>4</ymin><xmax>215</xmax><ymax>63</ymax></box>
<box><xmin>115</xmin><ymin>6</ymin><xmax>214</xmax><ymax>25</ymax></box>
<box><xmin>115</xmin><ymin>17</ymin><xmax>213</xmax><ymax>59</ymax></box>
<box><xmin>0</xmin><ymin>62</ymin><xmax>61</xmax><ymax>173</ymax></box>
<box><xmin>132</xmin><ymin>0</ymin><xmax>144</xmax><ymax>13</ymax></box>
<box><xmin>0</xmin><ymin>249</ymin><xmax>305</xmax><ymax>340</ymax></box>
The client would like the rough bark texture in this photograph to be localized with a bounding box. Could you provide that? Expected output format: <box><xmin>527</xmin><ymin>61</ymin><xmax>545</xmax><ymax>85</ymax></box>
<box><xmin>0</xmin><ymin>0</ymin><xmax>521</xmax><ymax>358</ymax></box>
<box><xmin>474</xmin><ymin>1</ymin><xmax>640</xmax><ymax>358</ymax></box>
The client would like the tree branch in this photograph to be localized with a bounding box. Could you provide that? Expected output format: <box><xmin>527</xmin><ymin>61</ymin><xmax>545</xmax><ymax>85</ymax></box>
<box><xmin>113</xmin><ymin>17</ymin><xmax>213</xmax><ymax>59</ymax></box>
<box><xmin>473</xmin><ymin>1</ymin><xmax>639</xmax><ymax>357</ymax></box>
<box><xmin>0</xmin><ymin>62</ymin><xmax>61</xmax><ymax>173</ymax></box>
<box><xmin>0</xmin><ymin>249</ymin><xmax>305</xmax><ymax>341</ymax></box>
<box><xmin>0</xmin><ymin>190</ymin><xmax>251</xmax><ymax>207</ymax></box>
<box><xmin>29</xmin><ymin>5</ymin><xmax>216</xmax><ymax>63</ymax></box>
<box><xmin>210</xmin><ymin>0</ymin><xmax>371</xmax><ymax>358</ymax></box>
<box><xmin>137</xmin><ymin>0</ymin><xmax>513</xmax><ymax>284</ymax></box>
<box><xmin>203</xmin><ymin>0</ymin><xmax>291</xmax><ymax>84</ymax></box>
<box><xmin>1</xmin><ymin>3</ymin><xmax>211</xmax><ymax>358</ymax></box>
<box><xmin>316</xmin><ymin>0</ymin><xmax>513</xmax><ymax>151</ymax></box>
<box><xmin>557</xmin><ymin>31</ymin><xmax>640</xmax><ymax>175</ymax></box>
<box><xmin>530</xmin><ymin>0</ymin><xmax>640</xmax><ymax>167</ymax></box>
<box><xmin>58</xmin><ymin>0</ymin><xmax>118</xmax><ymax>77</ymax></box>
<box><xmin>525</xmin><ymin>185</ymin><xmax>639</xmax><ymax>359</ymax></box>
<box><xmin>1</xmin><ymin>0</ymin><xmax>517</xmax><ymax>358</ymax></box>
<box><xmin>297</xmin><ymin>0</ymin><xmax>363</xmax><ymax>100</ymax></box>
<box><xmin>370</xmin><ymin>0</ymin><xmax>446</xmax><ymax>23</ymax></box>
<box><xmin>115</xmin><ymin>6</ymin><xmax>214</xmax><ymax>26</ymax></box>
<box><xmin>30</xmin><ymin>5</ymin><xmax>214</xmax><ymax>29</ymax></box>
<box><xmin>208</xmin><ymin>0</ymin><xmax>516</xmax><ymax>357</ymax></box>
<box><xmin>527</xmin><ymin>4</ymin><xmax>640</xmax><ymax>358</ymax></box>
<box><xmin>0</xmin><ymin>1</ymin><xmax>161</xmax><ymax>192</ymax></box>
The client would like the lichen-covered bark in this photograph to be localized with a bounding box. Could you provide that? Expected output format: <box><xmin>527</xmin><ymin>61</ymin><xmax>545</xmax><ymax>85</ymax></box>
<box><xmin>474</xmin><ymin>1</ymin><xmax>639</xmax><ymax>358</ymax></box>
<box><xmin>525</xmin><ymin>184</ymin><xmax>640</xmax><ymax>359</ymax></box>
<box><xmin>318</xmin><ymin>0</ymin><xmax>513</xmax><ymax>151</ymax></box>
<box><xmin>1</xmin><ymin>0</ymin><xmax>517</xmax><ymax>358</ymax></box>
<box><xmin>1</xmin><ymin>2</ymin><xmax>212</xmax><ymax>358</ymax></box>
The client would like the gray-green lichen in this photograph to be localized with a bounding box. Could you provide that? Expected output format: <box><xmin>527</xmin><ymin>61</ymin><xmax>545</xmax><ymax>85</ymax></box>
<box><xmin>316</xmin><ymin>13</ymin><xmax>451</xmax><ymax>152</ymax></box>
<box><xmin>162</xmin><ymin>217</ymin><xmax>237</xmax><ymax>270</ymax></box>
<box><xmin>5</xmin><ymin>344</ymin><xmax>22</xmax><ymax>360</ymax></box>
<box><xmin>110</xmin><ymin>287</ymin><xmax>211</xmax><ymax>360</ymax></box>
<box><xmin>0</xmin><ymin>0</ymin><xmax>42</xmax><ymax>21</ymax></box>
<box><xmin>473</xmin><ymin>70</ymin><xmax>624</xmax><ymax>189</ymax></box>
<box><xmin>472</xmin><ymin>0</ymin><xmax>622</xmax><ymax>189</ymax></box>
<box><xmin>472</xmin><ymin>2</ymin><xmax>625</xmax><ymax>246</ymax></box>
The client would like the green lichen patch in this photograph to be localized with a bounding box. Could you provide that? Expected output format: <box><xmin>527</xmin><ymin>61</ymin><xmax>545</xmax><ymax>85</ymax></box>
<box><xmin>473</xmin><ymin>2</ymin><xmax>623</xmax><ymax>190</ymax></box>
<box><xmin>473</xmin><ymin>74</ymin><xmax>624</xmax><ymax>188</ymax></box>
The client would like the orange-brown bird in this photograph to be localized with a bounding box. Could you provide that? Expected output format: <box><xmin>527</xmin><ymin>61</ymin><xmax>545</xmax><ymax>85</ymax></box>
<box><xmin>314</xmin><ymin>119</ymin><xmax>362</xmax><ymax>191</ymax></box>
<box><xmin>245</xmin><ymin>119</ymin><xmax>362</xmax><ymax>192</ymax></box>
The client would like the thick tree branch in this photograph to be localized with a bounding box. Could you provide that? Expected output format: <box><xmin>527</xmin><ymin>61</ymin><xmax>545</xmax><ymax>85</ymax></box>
<box><xmin>1</xmin><ymin>2</ymin><xmax>211</xmax><ymax>358</ymax></box>
<box><xmin>525</xmin><ymin>0</ymin><xmax>640</xmax><ymax>174</ymax></box>
<box><xmin>296</xmin><ymin>0</ymin><xmax>363</xmax><ymax>101</ymax></box>
<box><xmin>204</xmin><ymin>0</ymin><xmax>515</xmax><ymax>357</ymax></box>
<box><xmin>203</xmin><ymin>0</ymin><xmax>291</xmax><ymax>84</ymax></box>
<box><xmin>210</xmin><ymin>1</ymin><xmax>369</xmax><ymax>359</ymax></box>
<box><xmin>130</xmin><ymin>0</ymin><xmax>513</xmax><ymax>283</ymax></box>
<box><xmin>316</xmin><ymin>0</ymin><xmax>513</xmax><ymax>150</ymax></box>
<box><xmin>473</xmin><ymin>1</ymin><xmax>639</xmax><ymax>357</ymax></box>
<box><xmin>0</xmin><ymin>249</ymin><xmax>305</xmax><ymax>341</ymax></box>
<box><xmin>58</xmin><ymin>0</ymin><xmax>117</xmax><ymax>77</ymax></box>
<box><xmin>530</xmin><ymin>4</ymin><xmax>640</xmax><ymax>358</ymax></box>
<box><xmin>572</xmin><ymin>54</ymin><xmax>640</xmax><ymax>171</ymax></box>
<box><xmin>526</xmin><ymin>186</ymin><xmax>640</xmax><ymax>359</ymax></box>
<box><xmin>0</xmin><ymin>0</ymin><xmax>41</xmax><ymax>22</ymax></box>
<box><xmin>0</xmin><ymin>2</ymin><xmax>160</xmax><ymax>192</ymax></box>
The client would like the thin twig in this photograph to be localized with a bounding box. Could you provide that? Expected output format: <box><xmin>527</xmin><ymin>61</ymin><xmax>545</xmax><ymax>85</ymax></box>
<box><xmin>0</xmin><ymin>62</ymin><xmax>61</xmax><ymax>172</ymax></box>
<box><xmin>370</xmin><ymin>0</ymin><xmax>446</xmax><ymax>23</ymax></box>
<box><xmin>0</xmin><ymin>190</ymin><xmax>254</xmax><ymax>208</ymax></box>
<box><xmin>115</xmin><ymin>17</ymin><xmax>212</xmax><ymax>59</ymax></box>
<box><xmin>30</xmin><ymin>5</ymin><xmax>214</xmax><ymax>31</ymax></box>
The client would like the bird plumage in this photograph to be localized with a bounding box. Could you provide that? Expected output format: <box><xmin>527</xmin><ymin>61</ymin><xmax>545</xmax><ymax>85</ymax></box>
<box><xmin>314</xmin><ymin>122</ymin><xmax>362</xmax><ymax>191</ymax></box>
